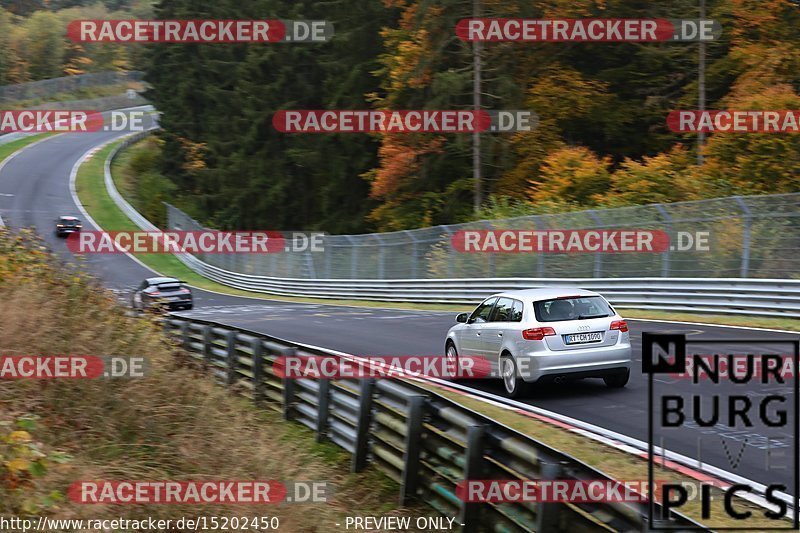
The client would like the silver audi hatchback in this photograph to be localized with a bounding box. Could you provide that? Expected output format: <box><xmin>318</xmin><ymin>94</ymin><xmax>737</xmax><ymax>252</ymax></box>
<box><xmin>445</xmin><ymin>288</ymin><xmax>632</xmax><ymax>397</ymax></box>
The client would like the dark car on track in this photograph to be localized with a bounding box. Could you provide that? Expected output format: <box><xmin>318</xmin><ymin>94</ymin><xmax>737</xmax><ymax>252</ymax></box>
<box><xmin>131</xmin><ymin>277</ymin><xmax>193</xmax><ymax>311</ymax></box>
<box><xmin>55</xmin><ymin>216</ymin><xmax>82</xmax><ymax>237</ymax></box>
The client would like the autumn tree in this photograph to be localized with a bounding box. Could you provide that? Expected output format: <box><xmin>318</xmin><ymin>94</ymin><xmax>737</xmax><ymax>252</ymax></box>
<box><xmin>527</xmin><ymin>146</ymin><xmax>612</xmax><ymax>209</ymax></box>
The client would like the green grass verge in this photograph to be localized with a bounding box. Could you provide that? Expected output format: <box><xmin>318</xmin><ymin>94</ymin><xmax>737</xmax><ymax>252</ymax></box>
<box><xmin>85</xmin><ymin>137</ymin><xmax>800</xmax><ymax>332</ymax></box>
<box><xmin>620</xmin><ymin>308</ymin><xmax>799</xmax><ymax>332</ymax></box>
<box><xmin>76</xmin><ymin>143</ymin><xmax>211</xmax><ymax>283</ymax></box>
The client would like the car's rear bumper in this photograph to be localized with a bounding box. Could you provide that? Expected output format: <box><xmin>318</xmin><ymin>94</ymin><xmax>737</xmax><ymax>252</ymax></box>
<box><xmin>517</xmin><ymin>343</ymin><xmax>632</xmax><ymax>383</ymax></box>
<box><xmin>146</xmin><ymin>297</ymin><xmax>192</xmax><ymax>309</ymax></box>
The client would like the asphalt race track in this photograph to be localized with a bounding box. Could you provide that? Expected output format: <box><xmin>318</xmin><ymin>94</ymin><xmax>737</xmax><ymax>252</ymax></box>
<box><xmin>1</xmin><ymin>123</ymin><xmax>798</xmax><ymax>499</ymax></box>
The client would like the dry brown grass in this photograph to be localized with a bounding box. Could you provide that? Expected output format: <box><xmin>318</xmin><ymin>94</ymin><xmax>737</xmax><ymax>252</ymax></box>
<box><xmin>0</xmin><ymin>229</ymin><xmax>429</xmax><ymax>531</ymax></box>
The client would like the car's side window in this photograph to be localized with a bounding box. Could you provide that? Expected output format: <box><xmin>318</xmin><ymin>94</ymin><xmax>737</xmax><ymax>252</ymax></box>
<box><xmin>469</xmin><ymin>297</ymin><xmax>497</xmax><ymax>323</ymax></box>
<box><xmin>490</xmin><ymin>298</ymin><xmax>514</xmax><ymax>322</ymax></box>
<box><xmin>139</xmin><ymin>281</ymin><xmax>149</xmax><ymax>291</ymax></box>
<box><xmin>509</xmin><ymin>299</ymin><xmax>524</xmax><ymax>322</ymax></box>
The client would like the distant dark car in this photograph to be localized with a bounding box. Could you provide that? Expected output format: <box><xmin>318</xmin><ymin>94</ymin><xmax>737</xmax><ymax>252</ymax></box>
<box><xmin>55</xmin><ymin>216</ymin><xmax>82</xmax><ymax>237</ymax></box>
<box><xmin>131</xmin><ymin>277</ymin><xmax>193</xmax><ymax>311</ymax></box>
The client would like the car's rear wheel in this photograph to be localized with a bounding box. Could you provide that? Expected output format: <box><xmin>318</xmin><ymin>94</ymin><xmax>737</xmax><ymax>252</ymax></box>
<box><xmin>501</xmin><ymin>354</ymin><xmax>528</xmax><ymax>398</ymax></box>
<box><xmin>604</xmin><ymin>369</ymin><xmax>630</xmax><ymax>388</ymax></box>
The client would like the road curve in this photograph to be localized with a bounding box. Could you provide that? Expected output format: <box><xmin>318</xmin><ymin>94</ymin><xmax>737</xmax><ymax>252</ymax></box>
<box><xmin>0</xmin><ymin>125</ymin><xmax>797</xmax><ymax>498</ymax></box>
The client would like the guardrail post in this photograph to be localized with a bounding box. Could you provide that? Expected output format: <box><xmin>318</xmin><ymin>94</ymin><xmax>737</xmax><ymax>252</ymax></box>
<box><xmin>403</xmin><ymin>230</ymin><xmax>418</xmax><ymax>279</ymax></box>
<box><xmin>280</xmin><ymin>347</ymin><xmax>297</xmax><ymax>421</ymax></box>
<box><xmin>352</xmin><ymin>378</ymin><xmax>375</xmax><ymax>473</ymax></box>
<box><xmin>399</xmin><ymin>395</ymin><xmax>426</xmax><ymax>505</ymax></box>
<box><xmin>316</xmin><ymin>379</ymin><xmax>330</xmax><ymax>443</ymax></box>
<box><xmin>530</xmin><ymin>215</ymin><xmax>545</xmax><ymax>277</ymax></box>
<box><xmin>179</xmin><ymin>321</ymin><xmax>190</xmax><ymax>351</ymax></box>
<box><xmin>483</xmin><ymin>221</ymin><xmax>496</xmax><ymax>277</ymax></box>
<box><xmin>587</xmin><ymin>210</ymin><xmax>603</xmax><ymax>277</ymax></box>
<box><xmin>460</xmin><ymin>424</ymin><xmax>486</xmax><ymax>532</ymax></box>
<box><xmin>251</xmin><ymin>338</ymin><xmax>264</xmax><ymax>406</ymax></box>
<box><xmin>375</xmin><ymin>235</ymin><xmax>385</xmax><ymax>280</ymax></box>
<box><xmin>201</xmin><ymin>325</ymin><xmax>213</xmax><ymax>366</ymax></box>
<box><xmin>226</xmin><ymin>331</ymin><xmax>238</xmax><ymax>387</ymax></box>
<box><xmin>655</xmin><ymin>204</ymin><xmax>672</xmax><ymax>277</ymax></box>
<box><xmin>734</xmin><ymin>196</ymin><xmax>752</xmax><ymax>278</ymax></box>
<box><xmin>535</xmin><ymin>461</ymin><xmax>564</xmax><ymax>532</ymax></box>
<box><xmin>345</xmin><ymin>235</ymin><xmax>358</xmax><ymax>279</ymax></box>
<box><xmin>304</xmin><ymin>250</ymin><xmax>316</xmax><ymax>279</ymax></box>
<box><xmin>324</xmin><ymin>236</ymin><xmax>332</xmax><ymax>278</ymax></box>
<box><xmin>741</xmin><ymin>217</ymin><xmax>751</xmax><ymax>278</ymax></box>
<box><xmin>439</xmin><ymin>225</ymin><xmax>455</xmax><ymax>278</ymax></box>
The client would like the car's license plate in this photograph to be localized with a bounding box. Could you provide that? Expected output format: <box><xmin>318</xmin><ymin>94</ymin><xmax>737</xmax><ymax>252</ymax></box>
<box><xmin>565</xmin><ymin>332</ymin><xmax>603</xmax><ymax>344</ymax></box>
<box><xmin>166</xmin><ymin>296</ymin><xmax>181</xmax><ymax>301</ymax></box>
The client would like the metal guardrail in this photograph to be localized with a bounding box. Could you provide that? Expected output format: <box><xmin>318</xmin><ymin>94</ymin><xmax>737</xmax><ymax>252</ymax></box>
<box><xmin>101</xmin><ymin>138</ymin><xmax>800</xmax><ymax>318</ymax></box>
<box><xmin>163</xmin><ymin>315</ymin><xmax>705</xmax><ymax>532</ymax></box>
<box><xmin>0</xmin><ymin>71</ymin><xmax>143</xmax><ymax>103</ymax></box>
<box><xmin>165</xmin><ymin>264</ymin><xmax>800</xmax><ymax>318</ymax></box>
<box><xmin>30</xmin><ymin>93</ymin><xmax>149</xmax><ymax>111</ymax></box>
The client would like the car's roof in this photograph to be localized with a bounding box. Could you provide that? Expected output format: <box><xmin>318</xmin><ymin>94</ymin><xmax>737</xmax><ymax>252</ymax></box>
<box><xmin>146</xmin><ymin>277</ymin><xmax>181</xmax><ymax>284</ymax></box>
<box><xmin>490</xmin><ymin>287</ymin><xmax>599</xmax><ymax>301</ymax></box>
<box><xmin>59</xmin><ymin>216</ymin><xmax>80</xmax><ymax>220</ymax></box>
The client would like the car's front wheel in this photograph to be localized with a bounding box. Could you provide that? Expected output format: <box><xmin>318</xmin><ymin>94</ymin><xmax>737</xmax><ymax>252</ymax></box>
<box><xmin>501</xmin><ymin>354</ymin><xmax>529</xmax><ymax>398</ymax></box>
<box><xmin>445</xmin><ymin>342</ymin><xmax>459</xmax><ymax>380</ymax></box>
<box><xmin>604</xmin><ymin>369</ymin><xmax>630</xmax><ymax>388</ymax></box>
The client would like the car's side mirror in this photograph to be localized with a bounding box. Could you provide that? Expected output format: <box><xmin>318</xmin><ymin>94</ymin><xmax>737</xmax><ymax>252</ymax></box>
<box><xmin>456</xmin><ymin>313</ymin><xmax>469</xmax><ymax>323</ymax></box>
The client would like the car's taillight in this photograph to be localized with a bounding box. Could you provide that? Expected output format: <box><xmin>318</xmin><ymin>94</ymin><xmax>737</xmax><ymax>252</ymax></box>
<box><xmin>150</xmin><ymin>290</ymin><xmax>161</xmax><ymax>296</ymax></box>
<box><xmin>522</xmin><ymin>327</ymin><xmax>556</xmax><ymax>340</ymax></box>
<box><xmin>180</xmin><ymin>288</ymin><xmax>190</xmax><ymax>294</ymax></box>
<box><xmin>610</xmin><ymin>320</ymin><xmax>628</xmax><ymax>333</ymax></box>
<box><xmin>57</xmin><ymin>224</ymin><xmax>63</xmax><ymax>227</ymax></box>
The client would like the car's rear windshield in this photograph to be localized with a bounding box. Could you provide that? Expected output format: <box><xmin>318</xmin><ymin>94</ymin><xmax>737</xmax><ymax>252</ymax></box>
<box><xmin>533</xmin><ymin>296</ymin><xmax>612</xmax><ymax>322</ymax></box>
<box><xmin>61</xmin><ymin>219</ymin><xmax>79</xmax><ymax>226</ymax></box>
